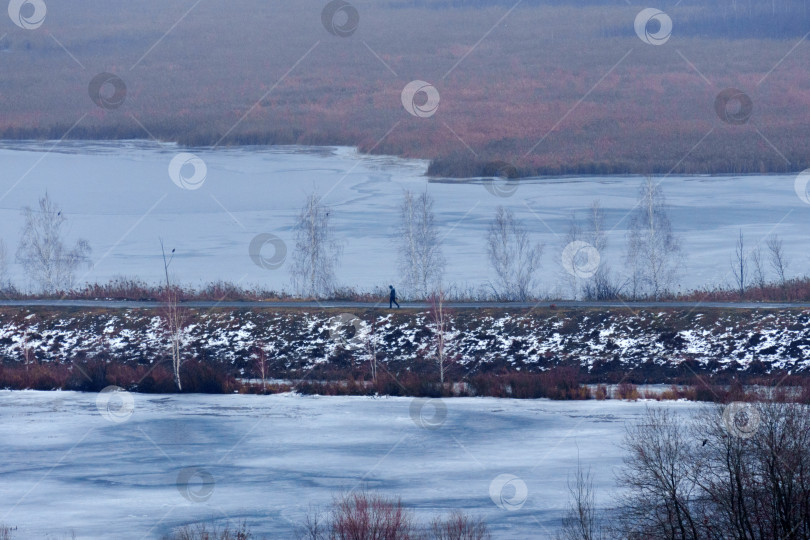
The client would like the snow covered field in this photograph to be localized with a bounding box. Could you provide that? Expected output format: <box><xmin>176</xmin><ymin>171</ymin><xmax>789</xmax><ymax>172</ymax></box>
<box><xmin>0</xmin><ymin>391</ymin><xmax>705</xmax><ymax>539</ymax></box>
<box><xmin>0</xmin><ymin>141</ymin><xmax>808</xmax><ymax>296</ymax></box>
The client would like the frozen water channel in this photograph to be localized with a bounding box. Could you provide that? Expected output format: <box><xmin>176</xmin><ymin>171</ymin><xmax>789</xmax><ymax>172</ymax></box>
<box><xmin>0</xmin><ymin>391</ymin><xmax>706</xmax><ymax>539</ymax></box>
<box><xmin>0</xmin><ymin>141</ymin><xmax>808</xmax><ymax>296</ymax></box>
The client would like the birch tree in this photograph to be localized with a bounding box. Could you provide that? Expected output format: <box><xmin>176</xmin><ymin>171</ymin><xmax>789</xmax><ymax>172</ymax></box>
<box><xmin>399</xmin><ymin>190</ymin><xmax>445</xmax><ymax>299</ymax></box>
<box><xmin>487</xmin><ymin>206</ymin><xmax>543</xmax><ymax>301</ymax></box>
<box><xmin>363</xmin><ymin>320</ymin><xmax>379</xmax><ymax>384</ymax></box>
<box><xmin>290</xmin><ymin>193</ymin><xmax>342</xmax><ymax>298</ymax></box>
<box><xmin>158</xmin><ymin>240</ymin><xmax>186</xmax><ymax>391</ymax></box>
<box><xmin>159</xmin><ymin>286</ymin><xmax>185</xmax><ymax>391</ymax></box>
<box><xmin>428</xmin><ymin>289</ymin><xmax>454</xmax><ymax>385</ymax></box>
<box><xmin>626</xmin><ymin>178</ymin><xmax>682</xmax><ymax>299</ymax></box>
<box><xmin>16</xmin><ymin>192</ymin><xmax>91</xmax><ymax>293</ymax></box>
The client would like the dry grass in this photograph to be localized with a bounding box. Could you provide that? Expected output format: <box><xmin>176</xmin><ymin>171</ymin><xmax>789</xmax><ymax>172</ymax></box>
<box><xmin>0</xmin><ymin>1</ymin><xmax>808</xmax><ymax>176</ymax></box>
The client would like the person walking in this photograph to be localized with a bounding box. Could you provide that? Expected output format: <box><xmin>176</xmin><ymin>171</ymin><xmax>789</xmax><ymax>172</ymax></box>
<box><xmin>389</xmin><ymin>285</ymin><xmax>400</xmax><ymax>309</ymax></box>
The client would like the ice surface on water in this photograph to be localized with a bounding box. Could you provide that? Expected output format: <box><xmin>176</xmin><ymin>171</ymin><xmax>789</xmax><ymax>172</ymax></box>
<box><xmin>0</xmin><ymin>140</ymin><xmax>807</xmax><ymax>296</ymax></box>
<box><xmin>0</xmin><ymin>391</ymin><xmax>705</xmax><ymax>539</ymax></box>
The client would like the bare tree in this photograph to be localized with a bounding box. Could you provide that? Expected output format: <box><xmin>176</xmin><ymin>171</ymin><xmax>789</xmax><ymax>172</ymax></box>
<box><xmin>766</xmin><ymin>234</ymin><xmax>789</xmax><ymax>288</ymax></box>
<box><xmin>703</xmin><ymin>401</ymin><xmax>810</xmax><ymax>540</ymax></box>
<box><xmin>159</xmin><ymin>287</ymin><xmax>185</xmax><ymax>391</ymax></box>
<box><xmin>626</xmin><ymin>178</ymin><xmax>682</xmax><ymax>300</ymax></box>
<box><xmin>614</xmin><ymin>400</ymin><xmax>810</xmax><ymax>540</ymax></box>
<box><xmin>363</xmin><ymin>319</ymin><xmax>379</xmax><ymax>384</ymax></box>
<box><xmin>297</xmin><ymin>505</ymin><xmax>327</xmax><ymax>540</ymax></box>
<box><xmin>290</xmin><ymin>193</ymin><xmax>342</xmax><ymax>298</ymax></box>
<box><xmin>617</xmin><ymin>407</ymin><xmax>702</xmax><ymax>540</ymax></box>
<box><xmin>558</xmin><ymin>462</ymin><xmax>604</xmax><ymax>540</ymax></box>
<box><xmin>251</xmin><ymin>342</ymin><xmax>271</xmax><ymax>394</ymax></box>
<box><xmin>750</xmin><ymin>246</ymin><xmax>766</xmax><ymax>290</ymax></box>
<box><xmin>577</xmin><ymin>200</ymin><xmax>618</xmax><ymax>300</ymax></box>
<box><xmin>731</xmin><ymin>229</ymin><xmax>748</xmax><ymax>298</ymax></box>
<box><xmin>20</xmin><ymin>328</ymin><xmax>35</xmax><ymax>374</ymax></box>
<box><xmin>164</xmin><ymin>521</ymin><xmax>252</xmax><ymax>540</ymax></box>
<box><xmin>587</xmin><ymin>200</ymin><xmax>608</xmax><ymax>254</ymax></box>
<box><xmin>329</xmin><ymin>492</ymin><xmax>415</xmax><ymax>540</ymax></box>
<box><xmin>563</xmin><ymin>200</ymin><xmax>619</xmax><ymax>300</ymax></box>
<box><xmin>428</xmin><ymin>289</ymin><xmax>456</xmax><ymax>386</ymax></box>
<box><xmin>399</xmin><ymin>190</ymin><xmax>445</xmax><ymax>299</ymax></box>
<box><xmin>158</xmin><ymin>241</ymin><xmax>186</xmax><ymax>391</ymax></box>
<box><xmin>431</xmin><ymin>511</ymin><xmax>491</xmax><ymax>540</ymax></box>
<box><xmin>487</xmin><ymin>206</ymin><xmax>543</xmax><ymax>301</ymax></box>
<box><xmin>298</xmin><ymin>492</ymin><xmax>488</xmax><ymax>540</ymax></box>
<box><xmin>562</xmin><ymin>211</ymin><xmax>585</xmax><ymax>299</ymax></box>
<box><xmin>16</xmin><ymin>192</ymin><xmax>91</xmax><ymax>293</ymax></box>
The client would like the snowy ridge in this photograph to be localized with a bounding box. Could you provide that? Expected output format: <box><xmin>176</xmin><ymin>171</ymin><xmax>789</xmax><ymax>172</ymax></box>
<box><xmin>0</xmin><ymin>307</ymin><xmax>808</xmax><ymax>375</ymax></box>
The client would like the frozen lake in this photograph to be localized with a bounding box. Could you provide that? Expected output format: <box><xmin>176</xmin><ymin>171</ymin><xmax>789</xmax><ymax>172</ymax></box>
<box><xmin>0</xmin><ymin>391</ymin><xmax>705</xmax><ymax>539</ymax></box>
<box><xmin>0</xmin><ymin>140</ymin><xmax>808</xmax><ymax>296</ymax></box>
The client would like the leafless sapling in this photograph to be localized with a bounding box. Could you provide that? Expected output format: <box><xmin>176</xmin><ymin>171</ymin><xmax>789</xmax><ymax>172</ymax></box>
<box><xmin>558</xmin><ymin>461</ymin><xmax>604</xmax><ymax>540</ymax></box>
<box><xmin>428</xmin><ymin>289</ymin><xmax>456</xmax><ymax>386</ymax></box>
<box><xmin>159</xmin><ymin>239</ymin><xmax>186</xmax><ymax>391</ymax></box>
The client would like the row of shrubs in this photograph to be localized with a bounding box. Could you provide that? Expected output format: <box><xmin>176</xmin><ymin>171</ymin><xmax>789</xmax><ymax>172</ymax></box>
<box><xmin>0</xmin><ymin>277</ymin><xmax>382</xmax><ymax>303</ymax></box>
<box><xmin>675</xmin><ymin>276</ymin><xmax>810</xmax><ymax>303</ymax></box>
<box><xmin>0</xmin><ymin>360</ymin><xmax>241</xmax><ymax>394</ymax></box>
<box><xmin>6</xmin><ymin>275</ymin><xmax>810</xmax><ymax>303</ymax></box>
<box><xmin>287</xmin><ymin>368</ymin><xmax>600</xmax><ymax>400</ymax></box>
<box><xmin>3</xmin><ymin>360</ymin><xmax>809</xmax><ymax>404</ymax></box>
